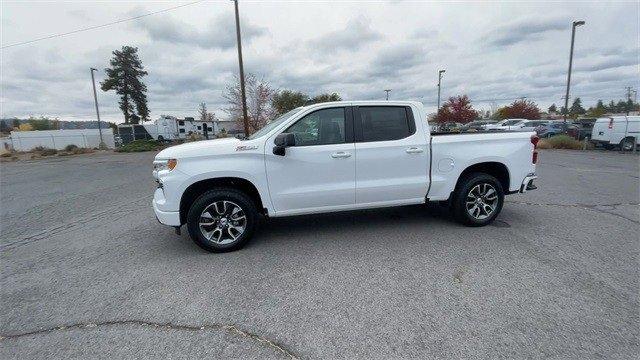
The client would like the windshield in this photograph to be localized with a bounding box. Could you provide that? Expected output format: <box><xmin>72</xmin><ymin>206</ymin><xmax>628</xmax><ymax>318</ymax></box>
<box><xmin>247</xmin><ymin>107</ymin><xmax>302</xmax><ymax>140</ymax></box>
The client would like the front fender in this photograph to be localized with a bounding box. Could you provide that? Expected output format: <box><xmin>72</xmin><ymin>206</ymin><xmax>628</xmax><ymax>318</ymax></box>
<box><xmin>173</xmin><ymin>154</ymin><xmax>272</xmax><ymax>214</ymax></box>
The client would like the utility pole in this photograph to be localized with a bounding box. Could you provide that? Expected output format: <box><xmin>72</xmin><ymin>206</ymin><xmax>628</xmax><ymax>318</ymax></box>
<box><xmin>437</xmin><ymin>69</ymin><xmax>445</xmax><ymax>111</ymax></box>
<box><xmin>563</xmin><ymin>20</ymin><xmax>585</xmax><ymax>124</ymax></box>
<box><xmin>625</xmin><ymin>86</ymin><xmax>633</xmax><ymax>115</ymax></box>
<box><xmin>90</xmin><ymin>67</ymin><xmax>104</xmax><ymax>148</ymax></box>
<box><xmin>233</xmin><ymin>0</ymin><xmax>250</xmax><ymax>137</ymax></box>
<box><xmin>384</xmin><ymin>89</ymin><xmax>391</xmax><ymax>100</ymax></box>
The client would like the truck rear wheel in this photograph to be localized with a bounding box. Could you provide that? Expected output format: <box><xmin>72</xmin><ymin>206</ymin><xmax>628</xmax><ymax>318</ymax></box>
<box><xmin>186</xmin><ymin>188</ymin><xmax>258</xmax><ymax>252</ymax></box>
<box><xmin>452</xmin><ymin>173</ymin><xmax>504</xmax><ymax>226</ymax></box>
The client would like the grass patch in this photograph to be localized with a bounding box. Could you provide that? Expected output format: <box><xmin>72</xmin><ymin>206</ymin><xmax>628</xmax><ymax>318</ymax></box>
<box><xmin>32</xmin><ymin>146</ymin><xmax>58</xmax><ymax>156</ymax></box>
<box><xmin>115</xmin><ymin>139</ymin><xmax>162</xmax><ymax>153</ymax></box>
<box><xmin>59</xmin><ymin>147</ymin><xmax>95</xmax><ymax>156</ymax></box>
<box><xmin>538</xmin><ymin>135</ymin><xmax>593</xmax><ymax>150</ymax></box>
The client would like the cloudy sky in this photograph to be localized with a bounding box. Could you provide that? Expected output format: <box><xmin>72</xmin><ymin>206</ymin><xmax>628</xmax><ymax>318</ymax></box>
<box><xmin>1</xmin><ymin>0</ymin><xmax>638</xmax><ymax>123</ymax></box>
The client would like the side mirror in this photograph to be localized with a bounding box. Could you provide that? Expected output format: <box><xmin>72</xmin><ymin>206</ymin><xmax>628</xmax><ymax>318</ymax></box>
<box><xmin>273</xmin><ymin>133</ymin><xmax>295</xmax><ymax>156</ymax></box>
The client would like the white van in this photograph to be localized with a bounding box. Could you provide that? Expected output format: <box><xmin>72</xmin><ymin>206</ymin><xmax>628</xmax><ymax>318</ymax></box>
<box><xmin>591</xmin><ymin>116</ymin><xmax>639</xmax><ymax>150</ymax></box>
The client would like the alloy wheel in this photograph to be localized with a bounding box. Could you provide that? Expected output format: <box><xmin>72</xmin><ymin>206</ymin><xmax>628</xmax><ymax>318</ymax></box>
<box><xmin>465</xmin><ymin>183</ymin><xmax>499</xmax><ymax>220</ymax></box>
<box><xmin>199</xmin><ymin>200</ymin><xmax>246</xmax><ymax>245</ymax></box>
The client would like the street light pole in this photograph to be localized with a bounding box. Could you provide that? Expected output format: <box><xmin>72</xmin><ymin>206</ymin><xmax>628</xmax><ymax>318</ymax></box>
<box><xmin>563</xmin><ymin>20</ymin><xmax>585</xmax><ymax>124</ymax></box>
<box><xmin>384</xmin><ymin>89</ymin><xmax>391</xmax><ymax>100</ymax></box>
<box><xmin>437</xmin><ymin>69</ymin><xmax>445</xmax><ymax>111</ymax></box>
<box><xmin>90</xmin><ymin>67</ymin><xmax>104</xmax><ymax>148</ymax></box>
<box><xmin>233</xmin><ymin>0</ymin><xmax>250</xmax><ymax>137</ymax></box>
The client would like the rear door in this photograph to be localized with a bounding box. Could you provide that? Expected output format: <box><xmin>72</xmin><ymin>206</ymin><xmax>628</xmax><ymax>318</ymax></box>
<box><xmin>354</xmin><ymin>105</ymin><xmax>429</xmax><ymax>205</ymax></box>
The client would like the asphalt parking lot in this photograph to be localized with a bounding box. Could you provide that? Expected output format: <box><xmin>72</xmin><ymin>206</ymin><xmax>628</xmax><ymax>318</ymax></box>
<box><xmin>1</xmin><ymin>149</ymin><xmax>638</xmax><ymax>359</ymax></box>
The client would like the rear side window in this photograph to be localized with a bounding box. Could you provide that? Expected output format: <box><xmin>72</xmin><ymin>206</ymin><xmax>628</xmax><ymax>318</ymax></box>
<box><xmin>359</xmin><ymin>106</ymin><xmax>414</xmax><ymax>142</ymax></box>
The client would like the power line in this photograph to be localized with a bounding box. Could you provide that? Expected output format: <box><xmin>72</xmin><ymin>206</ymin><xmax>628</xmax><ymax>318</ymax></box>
<box><xmin>1</xmin><ymin>0</ymin><xmax>205</xmax><ymax>49</ymax></box>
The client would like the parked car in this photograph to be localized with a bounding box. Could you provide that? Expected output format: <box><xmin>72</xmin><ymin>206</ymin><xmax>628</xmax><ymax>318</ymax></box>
<box><xmin>518</xmin><ymin>120</ymin><xmax>552</xmax><ymax>132</ymax></box>
<box><xmin>535</xmin><ymin>122</ymin><xmax>579</xmax><ymax>138</ymax></box>
<box><xmin>460</xmin><ymin>120</ymin><xmax>496</xmax><ymax>131</ymax></box>
<box><xmin>437</xmin><ymin>122</ymin><xmax>464</xmax><ymax>132</ymax></box>
<box><xmin>591</xmin><ymin>116</ymin><xmax>640</xmax><ymax>150</ymax></box>
<box><xmin>485</xmin><ymin>119</ymin><xmax>528</xmax><ymax>131</ymax></box>
<box><xmin>153</xmin><ymin>101</ymin><xmax>539</xmax><ymax>252</ymax></box>
<box><xmin>572</xmin><ymin>121</ymin><xmax>595</xmax><ymax>140</ymax></box>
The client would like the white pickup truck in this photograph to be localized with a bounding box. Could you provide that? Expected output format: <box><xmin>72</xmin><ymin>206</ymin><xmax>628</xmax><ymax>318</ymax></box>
<box><xmin>153</xmin><ymin>101</ymin><xmax>539</xmax><ymax>252</ymax></box>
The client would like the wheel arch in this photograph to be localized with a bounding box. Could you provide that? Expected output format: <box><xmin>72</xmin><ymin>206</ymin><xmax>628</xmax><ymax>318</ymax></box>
<box><xmin>179</xmin><ymin>177</ymin><xmax>266</xmax><ymax>225</ymax></box>
<box><xmin>454</xmin><ymin>161</ymin><xmax>510</xmax><ymax>194</ymax></box>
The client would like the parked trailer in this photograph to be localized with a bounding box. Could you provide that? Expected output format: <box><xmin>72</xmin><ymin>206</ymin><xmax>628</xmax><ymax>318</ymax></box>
<box><xmin>591</xmin><ymin>116</ymin><xmax>639</xmax><ymax>150</ymax></box>
<box><xmin>117</xmin><ymin>116</ymin><xmax>216</xmax><ymax>144</ymax></box>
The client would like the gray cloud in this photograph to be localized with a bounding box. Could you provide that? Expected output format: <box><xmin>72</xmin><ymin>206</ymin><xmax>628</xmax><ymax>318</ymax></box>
<box><xmin>482</xmin><ymin>16</ymin><xmax>567</xmax><ymax>47</ymax></box>
<box><xmin>575</xmin><ymin>54</ymin><xmax>638</xmax><ymax>72</ymax></box>
<box><xmin>367</xmin><ymin>43</ymin><xmax>427</xmax><ymax>77</ymax></box>
<box><xmin>1</xmin><ymin>2</ymin><xmax>636</xmax><ymax>121</ymax></box>
<box><xmin>307</xmin><ymin>16</ymin><xmax>382</xmax><ymax>53</ymax></box>
<box><xmin>133</xmin><ymin>13</ymin><xmax>266</xmax><ymax>50</ymax></box>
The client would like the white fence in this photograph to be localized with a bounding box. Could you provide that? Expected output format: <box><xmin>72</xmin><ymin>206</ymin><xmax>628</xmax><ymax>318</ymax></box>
<box><xmin>8</xmin><ymin>129</ymin><xmax>115</xmax><ymax>151</ymax></box>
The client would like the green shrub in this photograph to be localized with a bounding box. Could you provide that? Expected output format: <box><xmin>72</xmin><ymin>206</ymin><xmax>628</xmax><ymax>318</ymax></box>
<box><xmin>116</xmin><ymin>139</ymin><xmax>162</xmax><ymax>153</ymax></box>
<box><xmin>64</xmin><ymin>144</ymin><xmax>79</xmax><ymax>152</ymax></box>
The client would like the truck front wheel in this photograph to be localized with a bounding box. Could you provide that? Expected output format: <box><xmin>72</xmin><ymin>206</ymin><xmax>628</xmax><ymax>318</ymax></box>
<box><xmin>452</xmin><ymin>173</ymin><xmax>504</xmax><ymax>226</ymax></box>
<box><xmin>186</xmin><ymin>188</ymin><xmax>258</xmax><ymax>252</ymax></box>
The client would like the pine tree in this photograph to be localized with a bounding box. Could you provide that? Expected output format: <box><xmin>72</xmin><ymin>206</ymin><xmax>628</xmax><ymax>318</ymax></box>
<box><xmin>569</xmin><ymin>97</ymin><xmax>586</xmax><ymax>117</ymax></box>
<box><xmin>548</xmin><ymin>104</ymin><xmax>557</xmax><ymax>113</ymax></box>
<box><xmin>101</xmin><ymin>46</ymin><xmax>149</xmax><ymax>124</ymax></box>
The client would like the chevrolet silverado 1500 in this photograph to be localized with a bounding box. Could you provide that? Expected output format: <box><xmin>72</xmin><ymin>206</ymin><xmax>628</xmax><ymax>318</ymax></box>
<box><xmin>153</xmin><ymin>101</ymin><xmax>538</xmax><ymax>252</ymax></box>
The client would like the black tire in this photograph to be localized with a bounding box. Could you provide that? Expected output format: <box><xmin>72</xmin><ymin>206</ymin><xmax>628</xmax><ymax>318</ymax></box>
<box><xmin>452</xmin><ymin>173</ymin><xmax>504</xmax><ymax>226</ymax></box>
<box><xmin>620</xmin><ymin>137</ymin><xmax>635</xmax><ymax>151</ymax></box>
<box><xmin>186</xmin><ymin>188</ymin><xmax>258</xmax><ymax>252</ymax></box>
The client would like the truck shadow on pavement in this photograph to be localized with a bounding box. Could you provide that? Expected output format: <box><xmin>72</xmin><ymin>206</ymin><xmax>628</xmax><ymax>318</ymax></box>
<box><xmin>248</xmin><ymin>203</ymin><xmax>455</xmax><ymax>248</ymax></box>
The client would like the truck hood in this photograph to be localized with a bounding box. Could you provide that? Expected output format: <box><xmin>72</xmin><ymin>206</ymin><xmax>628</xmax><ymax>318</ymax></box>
<box><xmin>155</xmin><ymin>138</ymin><xmax>243</xmax><ymax>159</ymax></box>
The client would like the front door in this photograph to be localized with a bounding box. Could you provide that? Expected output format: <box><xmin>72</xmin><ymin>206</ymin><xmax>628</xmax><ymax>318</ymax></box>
<box><xmin>354</xmin><ymin>105</ymin><xmax>429</xmax><ymax>205</ymax></box>
<box><xmin>265</xmin><ymin>107</ymin><xmax>355</xmax><ymax>215</ymax></box>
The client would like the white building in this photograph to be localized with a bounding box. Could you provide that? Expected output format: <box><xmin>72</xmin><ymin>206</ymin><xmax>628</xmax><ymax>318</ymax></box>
<box><xmin>9</xmin><ymin>129</ymin><xmax>115</xmax><ymax>151</ymax></box>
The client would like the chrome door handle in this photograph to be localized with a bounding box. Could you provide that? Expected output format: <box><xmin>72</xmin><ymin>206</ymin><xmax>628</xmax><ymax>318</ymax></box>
<box><xmin>406</xmin><ymin>147</ymin><xmax>424</xmax><ymax>154</ymax></box>
<box><xmin>331</xmin><ymin>151</ymin><xmax>352</xmax><ymax>158</ymax></box>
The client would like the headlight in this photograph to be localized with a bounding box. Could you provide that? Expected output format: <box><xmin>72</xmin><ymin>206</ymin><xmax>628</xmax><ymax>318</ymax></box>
<box><xmin>153</xmin><ymin>158</ymin><xmax>177</xmax><ymax>172</ymax></box>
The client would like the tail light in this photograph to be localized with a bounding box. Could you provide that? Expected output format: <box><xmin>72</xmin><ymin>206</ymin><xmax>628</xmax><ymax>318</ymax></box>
<box><xmin>531</xmin><ymin>135</ymin><xmax>539</xmax><ymax>164</ymax></box>
<box><xmin>530</xmin><ymin>135</ymin><xmax>539</xmax><ymax>148</ymax></box>
<box><xmin>608</xmin><ymin>118</ymin><xmax>614</xmax><ymax>129</ymax></box>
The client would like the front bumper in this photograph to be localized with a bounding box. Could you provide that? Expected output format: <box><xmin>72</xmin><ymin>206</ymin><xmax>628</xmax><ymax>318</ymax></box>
<box><xmin>519</xmin><ymin>173</ymin><xmax>538</xmax><ymax>193</ymax></box>
<box><xmin>153</xmin><ymin>188</ymin><xmax>181</xmax><ymax>226</ymax></box>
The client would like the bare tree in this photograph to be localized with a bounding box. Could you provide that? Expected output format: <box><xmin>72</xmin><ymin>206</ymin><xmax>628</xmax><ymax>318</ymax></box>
<box><xmin>198</xmin><ymin>102</ymin><xmax>208</xmax><ymax>122</ymax></box>
<box><xmin>198</xmin><ymin>102</ymin><xmax>218</xmax><ymax>123</ymax></box>
<box><xmin>223</xmin><ymin>73</ymin><xmax>276</xmax><ymax>133</ymax></box>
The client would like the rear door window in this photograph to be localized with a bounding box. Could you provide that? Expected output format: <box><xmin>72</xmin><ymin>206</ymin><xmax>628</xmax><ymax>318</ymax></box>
<box><xmin>358</xmin><ymin>106</ymin><xmax>414</xmax><ymax>142</ymax></box>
